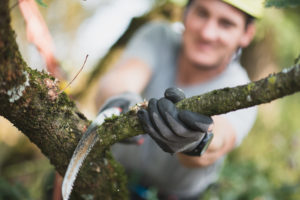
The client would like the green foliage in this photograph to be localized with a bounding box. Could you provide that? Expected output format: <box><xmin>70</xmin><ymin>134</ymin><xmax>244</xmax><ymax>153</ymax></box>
<box><xmin>168</xmin><ymin>0</ymin><xmax>187</xmax><ymax>6</ymax></box>
<box><xmin>253</xmin><ymin>7</ymin><xmax>300</xmax><ymax>68</ymax></box>
<box><xmin>35</xmin><ymin>0</ymin><xmax>47</xmax><ymax>7</ymax></box>
<box><xmin>265</xmin><ymin>0</ymin><xmax>300</xmax><ymax>8</ymax></box>
<box><xmin>202</xmin><ymin>93</ymin><xmax>300</xmax><ymax>199</ymax></box>
<box><xmin>0</xmin><ymin>139</ymin><xmax>54</xmax><ymax>200</ymax></box>
<box><xmin>202</xmin><ymin>159</ymin><xmax>300</xmax><ymax>200</ymax></box>
<box><xmin>294</xmin><ymin>54</ymin><xmax>300</xmax><ymax>65</ymax></box>
<box><xmin>0</xmin><ymin>177</ymin><xmax>31</xmax><ymax>200</ymax></box>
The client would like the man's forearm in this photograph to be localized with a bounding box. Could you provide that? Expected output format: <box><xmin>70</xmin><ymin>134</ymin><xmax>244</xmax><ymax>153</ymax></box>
<box><xmin>95</xmin><ymin>58</ymin><xmax>152</xmax><ymax>109</ymax></box>
<box><xmin>177</xmin><ymin>116</ymin><xmax>236</xmax><ymax>168</ymax></box>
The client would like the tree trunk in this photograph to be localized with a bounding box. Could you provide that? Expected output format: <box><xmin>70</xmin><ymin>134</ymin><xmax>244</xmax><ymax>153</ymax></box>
<box><xmin>1</xmin><ymin>0</ymin><xmax>300</xmax><ymax>199</ymax></box>
<box><xmin>0</xmin><ymin>1</ymin><xmax>128</xmax><ymax>199</ymax></box>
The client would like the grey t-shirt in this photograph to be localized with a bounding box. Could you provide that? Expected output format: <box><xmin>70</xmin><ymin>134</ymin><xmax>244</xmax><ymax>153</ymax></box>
<box><xmin>112</xmin><ymin>22</ymin><xmax>257</xmax><ymax>198</ymax></box>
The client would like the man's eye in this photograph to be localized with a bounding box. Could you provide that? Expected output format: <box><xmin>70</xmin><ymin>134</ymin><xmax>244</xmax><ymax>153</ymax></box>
<box><xmin>219</xmin><ymin>20</ymin><xmax>235</xmax><ymax>28</ymax></box>
<box><xmin>195</xmin><ymin>8</ymin><xmax>208</xmax><ymax>18</ymax></box>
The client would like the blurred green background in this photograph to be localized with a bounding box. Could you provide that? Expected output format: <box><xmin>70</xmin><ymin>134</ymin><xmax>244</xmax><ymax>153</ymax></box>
<box><xmin>1</xmin><ymin>0</ymin><xmax>300</xmax><ymax>199</ymax></box>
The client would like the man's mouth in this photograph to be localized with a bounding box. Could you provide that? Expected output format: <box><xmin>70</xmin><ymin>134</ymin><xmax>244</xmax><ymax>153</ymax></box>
<box><xmin>194</xmin><ymin>40</ymin><xmax>215</xmax><ymax>52</ymax></box>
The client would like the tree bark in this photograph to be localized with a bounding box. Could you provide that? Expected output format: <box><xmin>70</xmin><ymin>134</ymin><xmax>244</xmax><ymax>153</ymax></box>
<box><xmin>1</xmin><ymin>1</ymin><xmax>128</xmax><ymax>199</ymax></box>
<box><xmin>97</xmin><ymin>64</ymin><xmax>300</xmax><ymax>146</ymax></box>
<box><xmin>1</xmin><ymin>0</ymin><xmax>300</xmax><ymax>199</ymax></box>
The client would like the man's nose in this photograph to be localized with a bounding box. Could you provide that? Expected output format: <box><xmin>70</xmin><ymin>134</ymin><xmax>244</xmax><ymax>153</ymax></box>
<box><xmin>198</xmin><ymin>20</ymin><xmax>218</xmax><ymax>41</ymax></box>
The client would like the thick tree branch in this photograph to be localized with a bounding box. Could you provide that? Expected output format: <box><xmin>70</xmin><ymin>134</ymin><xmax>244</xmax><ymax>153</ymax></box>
<box><xmin>0</xmin><ymin>1</ymin><xmax>128</xmax><ymax>199</ymax></box>
<box><xmin>97</xmin><ymin>65</ymin><xmax>300</xmax><ymax>147</ymax></box>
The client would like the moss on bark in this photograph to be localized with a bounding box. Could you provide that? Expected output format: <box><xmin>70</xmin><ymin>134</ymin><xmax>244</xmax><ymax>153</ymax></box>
<box><xmin>97</xmin><ymin>64</ymin><xmax>300</xmax><ymax>145</ymax></box>
<box><xmin>0</xmin><ymin>1</ymin><xmax>129</xmax><ymax>199</ymax></box>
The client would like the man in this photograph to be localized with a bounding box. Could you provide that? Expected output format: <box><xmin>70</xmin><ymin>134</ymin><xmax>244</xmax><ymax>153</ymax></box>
<box><xmin>96</xmin><ymin>0</ymin><xmax>262</xmax><ymax>199</ymax></box>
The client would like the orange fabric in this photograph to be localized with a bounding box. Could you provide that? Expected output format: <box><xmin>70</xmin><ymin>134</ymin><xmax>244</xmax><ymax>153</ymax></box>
<box><xmin>52</xmin><ymin>172</ymin><xmax>63</xmax><ymax>200</ymax></box>
<box><xmin>19</xmin><ymin>0</ymin><xmax>61</xmax><ymax>78</ymax></box>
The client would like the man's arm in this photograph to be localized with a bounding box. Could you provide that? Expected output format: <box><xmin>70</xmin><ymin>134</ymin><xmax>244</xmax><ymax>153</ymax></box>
<box><xmin>97</xmin><ymin>62</ymin><xmax>237</xmax><ymax>168</ymax></box>
<box><xmin>95</xmin><ymin>58</ymin><xmax>152</xmax><ymax>109</ymax></box>
<box><xmin>177</xmin><ymin>115</ymin><xmax>236</xmax><ymax>167</ymax></box>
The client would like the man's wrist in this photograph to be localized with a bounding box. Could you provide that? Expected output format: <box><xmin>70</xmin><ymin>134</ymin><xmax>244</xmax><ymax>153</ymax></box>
<box><xmin>183</xmin><ymin>132</ymin><xmax>214</xmax><ymax>156</ymax></box>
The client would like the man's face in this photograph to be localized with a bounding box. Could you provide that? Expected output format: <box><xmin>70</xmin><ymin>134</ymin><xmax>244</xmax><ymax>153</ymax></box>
<box><xmin>182</xmin><ymin>0</ymin><xmax>255</xmax><ymax>69</ymax></box>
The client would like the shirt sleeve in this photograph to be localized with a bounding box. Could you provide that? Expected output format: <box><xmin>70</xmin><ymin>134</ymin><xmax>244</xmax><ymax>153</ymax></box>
<box><xmin>222</xmin><ymin>106</ymin><xmax>257</xmax><ymax>147</ymax></box>
<box><xmin>120</xmin><ymin>22</ymin><xmax>169</xmax><ymax>71</ymax></box>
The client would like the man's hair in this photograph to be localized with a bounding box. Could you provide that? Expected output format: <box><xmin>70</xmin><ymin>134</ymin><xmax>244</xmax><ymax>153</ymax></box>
<box><xmin>186</xmin><ymin>0</ymin><xmax>193</xmax><ymax>7</ymax></box>
<box><xmin>185</xmin><ymin>0</ymin><xmax>254</xmax><ymax>28</ymax></box>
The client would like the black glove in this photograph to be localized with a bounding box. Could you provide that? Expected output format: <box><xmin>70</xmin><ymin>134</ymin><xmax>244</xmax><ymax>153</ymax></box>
<box><xmin>137</xmin><ymin>87</ymin><xmax>213</xmax><ymax>156</ymax></box>
<box><xmin>99</xmin><ymin>92</ymin><xmax>145</xmax><ymax>145</ymax></box>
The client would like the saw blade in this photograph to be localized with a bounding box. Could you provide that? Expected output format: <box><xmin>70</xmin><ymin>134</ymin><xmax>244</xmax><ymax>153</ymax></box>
<box><xmin>62</xmin><ymin>107</ymin><xmax>121</xmax><ymax>200</ymax></box>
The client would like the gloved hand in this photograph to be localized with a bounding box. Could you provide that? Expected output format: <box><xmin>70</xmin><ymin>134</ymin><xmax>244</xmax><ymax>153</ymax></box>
<box><xmin>99</xmin><ymin>92</ymin><xmax>145</xmax><ymax>145</ymax></box>
<box><xmin>137</xmin><ymin>87</ymin><xmax>213</xmax><ymax>155</ymax></box>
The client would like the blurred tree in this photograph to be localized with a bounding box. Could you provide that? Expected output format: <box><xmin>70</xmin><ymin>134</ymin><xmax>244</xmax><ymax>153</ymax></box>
<box><xmin>265</xmin><ymin>0</ymin><xmax>300</xmax><ymax>8</ymax></box>
<box><xmin>0</xmin><ymin>177</ymin><xmax>30</xmax><ymax>200</ymax></box>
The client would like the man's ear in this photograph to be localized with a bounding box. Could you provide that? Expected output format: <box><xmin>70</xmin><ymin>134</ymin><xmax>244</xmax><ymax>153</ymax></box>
<box><xmin>239</xmin><ymin>23</ymin><xmax>256</xmax><ymax>48</ymax></box>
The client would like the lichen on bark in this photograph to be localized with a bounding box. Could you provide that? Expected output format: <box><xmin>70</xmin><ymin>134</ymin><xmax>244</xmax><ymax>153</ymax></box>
<box><xmin>0</xmin><ymin>1</ymin><xmax>129</xmax><ymax>199</ymax></box>
<box><xmin>97</xmin><ymin>64</ymin><xmax>300</xmax><ymax>145</ymax></box>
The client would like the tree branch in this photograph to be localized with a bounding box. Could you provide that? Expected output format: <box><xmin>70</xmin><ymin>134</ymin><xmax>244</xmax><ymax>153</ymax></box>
<box><xmin>97</xmin><ymin>65</ymin><xmax>300</xmax><ymax>147</ymax></box>
<box><xmin>0</xmin><ymin>1</ymin><xmax>128</xmax><ymax>199</ymax></box>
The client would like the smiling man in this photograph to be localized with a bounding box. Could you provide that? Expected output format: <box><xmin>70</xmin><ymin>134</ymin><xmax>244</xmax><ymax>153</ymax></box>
<box><xmin>96</xmin><ymin>0</ymin><xmax>263</xmax><ymax>199</ymax></box>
